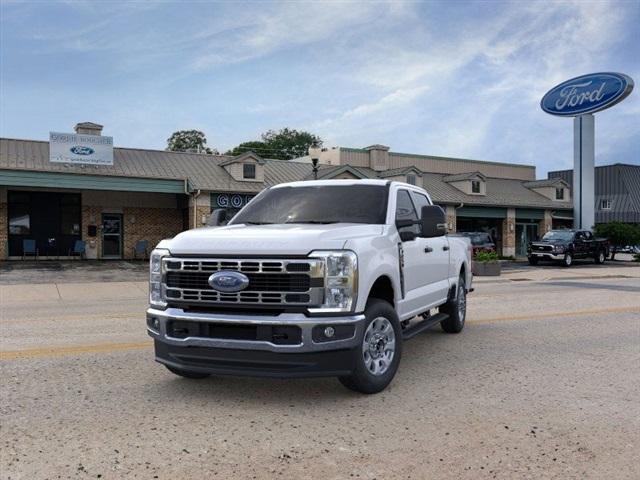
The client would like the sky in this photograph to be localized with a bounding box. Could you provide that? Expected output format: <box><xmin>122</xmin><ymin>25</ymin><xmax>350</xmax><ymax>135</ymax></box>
<box><xmin>1</xmin><ymin>0</ymin><xmax>638</xmax><ymax>177</ymax></box>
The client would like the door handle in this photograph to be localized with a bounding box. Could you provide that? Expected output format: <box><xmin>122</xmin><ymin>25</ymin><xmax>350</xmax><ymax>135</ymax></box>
<box><xmin>443</xmin><ymin>245</ymin><xmax>450</xmax><ymax>251</ymax></box>
<box><xmin>424</xmin><ymin>247</ymin><xmax>433</xmax><ymax>253</ymax></box>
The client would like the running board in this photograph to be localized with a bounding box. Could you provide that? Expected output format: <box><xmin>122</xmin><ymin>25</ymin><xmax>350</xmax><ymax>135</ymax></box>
<box><xmin>402</xmin><ymin>313</ymin><xmax>449</xmax><ymax>340</ymax></box>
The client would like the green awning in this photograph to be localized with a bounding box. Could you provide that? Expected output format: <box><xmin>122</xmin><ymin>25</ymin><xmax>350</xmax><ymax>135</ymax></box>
<box><xmin>0</xmin><ymin>169</ymin><xmax>186</xmax><ymax>194</ymax></box>
<box><xmin>457</xmin><ymin>206</ymin><xmax>507</xmax><ymax>218</ymax></box>
<box><xmin>516</xmin><ymin>208</ymin><xmax>545</xmax><ymax>220</ymax></box>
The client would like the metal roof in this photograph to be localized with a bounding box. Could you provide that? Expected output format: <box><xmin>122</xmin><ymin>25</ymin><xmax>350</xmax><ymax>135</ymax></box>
<box><xmin>0</xmin><ymin>137</ymin><xmax>573</xmax><ymax>210</ymax></box>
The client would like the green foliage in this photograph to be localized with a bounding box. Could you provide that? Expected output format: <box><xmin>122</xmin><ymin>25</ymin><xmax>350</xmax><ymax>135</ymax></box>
<box><xmin>593</xmin><ymin>222</ymin><xmax>640</xmax><ymax>260</ymax></box>
<box><xmin>167</xmin><ymin>130</ymin><xmax>216</xmax><ymax>154</ymax></box>
<box><xmin>226</xmin><ymin>128</ymin><xmax>322</xmax><ymax>160</ymax></box>
<box><xmin>225</xmin><ymin>141</ymin><xmax>270</xmax><ymax>157</ymax></box>
<box><xmin>475</xmin><ymin>251</ymin><xmax>499</xmax><ymax>263</ymax></box>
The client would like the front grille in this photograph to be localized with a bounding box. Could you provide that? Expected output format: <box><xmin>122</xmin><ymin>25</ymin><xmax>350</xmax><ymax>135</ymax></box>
<box><xmin>167</xmin><ymin>320</ymin><xmax>302</xmax><ymax>345</ymax></box>
<box><xmin>163</xmin><ymin>257</ymin><xmax>324</xmax><ymax>307</ymax></box>
<box><xmin>534</xmin><ymin>244</ymin><xmax>553</xmax><ymax>252</ymax></box>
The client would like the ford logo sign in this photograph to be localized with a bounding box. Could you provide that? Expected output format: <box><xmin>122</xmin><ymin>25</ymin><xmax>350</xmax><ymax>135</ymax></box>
<box><xmin>70</xmin><ymin>146</ymin><xmax>95</xmax><ymax>155</ymax></box>
<box><xmin>208</xmin><ymin>271</ymin><xmax>249</xmax><ymax>293</ymax></box>
<box><xmin>541</xmin><ymin>72</ymin><xmax>634</xmax><ymax>117</ymax></box>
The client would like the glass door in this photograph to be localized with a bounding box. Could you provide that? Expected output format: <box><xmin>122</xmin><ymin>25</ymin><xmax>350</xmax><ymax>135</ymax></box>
<box><xmin>516</xmin><ymin>223</ymin><xmax>539</xmax><ymax>257</ymax></box>
<box><xmin>102</xmin><ymin>213</ymin><xmax>123</xmax><ymax>259</ymax></box>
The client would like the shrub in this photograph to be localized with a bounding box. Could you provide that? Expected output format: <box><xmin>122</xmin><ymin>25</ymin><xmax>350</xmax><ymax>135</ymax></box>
<box><xmin>593</xmin><ymin>222</ymin><xmax>640</xmax><ymax>260</ymax></box>
<box><xmin>475</xmin><ymin>251</ymin><xmax>499</xmax><ymax>263</ymax></box>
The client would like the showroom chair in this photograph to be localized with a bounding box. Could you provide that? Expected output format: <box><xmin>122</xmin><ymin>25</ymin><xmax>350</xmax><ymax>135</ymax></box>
<box><xmin>133</xmin><ymin>240</ymin><xmax>149</xmax><ymax>260</ymax></box>
<box><xmin>22</xmin><ymin>239</ymin><xmax>38</xmax><ymax>261</ymax></box>
<box><xmin>68</xmin><ymin>240</ymin><xmax>86</xmax><ymax>260</ymax></box>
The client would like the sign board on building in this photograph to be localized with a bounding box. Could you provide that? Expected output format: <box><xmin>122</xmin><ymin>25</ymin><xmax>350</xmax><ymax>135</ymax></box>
<box><xmin>49</xmin><ymin>132</ymin><xmax>114</xmax><ymax>165</ymax></box>
<box><xmin>211</xmin><ymin>192</ymin><xmax>255</xmax><ymax>209</ymax></box>
<box><xmin>540</xmin><ymin>72</ymin><xmax>634</xmax><ymax>117</ymax></box>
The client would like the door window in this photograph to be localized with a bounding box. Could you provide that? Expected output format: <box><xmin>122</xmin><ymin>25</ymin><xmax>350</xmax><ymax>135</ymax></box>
<box><xmin>395</xmin><ymin>190</ymin><xmax>418</xmax><ymax>235</ymax></box>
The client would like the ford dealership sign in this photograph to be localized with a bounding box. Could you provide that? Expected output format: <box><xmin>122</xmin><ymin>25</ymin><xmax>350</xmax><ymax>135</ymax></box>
<box><xmin>50</xmin><ymin>132</ymin><xmax>114</xmax><ymax>165</ymax></box>
<box><xmin>541</xmin><ymin>72</ymin><xmax>634</xmax><ymax>116</ymax></box>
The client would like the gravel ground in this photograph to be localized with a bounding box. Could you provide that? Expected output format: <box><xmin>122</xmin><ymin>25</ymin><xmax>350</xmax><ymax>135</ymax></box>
<box><xmin>1</xmin><ymin>267</ymin><xmax>639</xmax><ymax>479</ymax></box>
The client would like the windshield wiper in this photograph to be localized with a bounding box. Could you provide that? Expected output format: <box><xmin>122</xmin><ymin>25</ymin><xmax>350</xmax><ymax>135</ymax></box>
<box><xmin>244</xmin><ymin>221</ymin><xmax>274</xmax><ymax>225</ymax></box>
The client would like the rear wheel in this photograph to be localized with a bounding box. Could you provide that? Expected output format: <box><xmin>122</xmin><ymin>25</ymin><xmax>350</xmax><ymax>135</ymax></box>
<box><xmin>165</xmin><ymin>365</ymin><xmax>210</xmax><ymax>379</ymax></box>
<box><xmin>440</xmin><ymin>275</ymin><xmax>466</xmax><ymax>334</ymax></box>
<box><xmin>338</xmin><ymin>299</ymin><xmax>402</xmax><ymax>394</ymax></box>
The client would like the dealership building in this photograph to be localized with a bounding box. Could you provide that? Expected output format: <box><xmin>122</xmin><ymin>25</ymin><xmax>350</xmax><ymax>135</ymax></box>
<box><xmin>1</xmin><ymin>122</ymin><xmax>578</xmax><ymax>261</ymax></box>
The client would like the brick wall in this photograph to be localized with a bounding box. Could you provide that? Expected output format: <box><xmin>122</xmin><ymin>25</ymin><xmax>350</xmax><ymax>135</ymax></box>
<box><xmin>123</xmin><ymin>206</ymin><xmax>183</xmax><ymax>259</ymax></box>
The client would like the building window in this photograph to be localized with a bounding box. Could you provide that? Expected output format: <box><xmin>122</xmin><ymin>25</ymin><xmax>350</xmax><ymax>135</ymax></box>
<box><xmin>600</xmin><ymin>199</ymin><xmax>612</xmax><ymax>210</ymax></box>
<box><xmin>471</xmin><ymin>180</ymin><xmax>481</xmax><ymax>194</ymax></box>
<box><xmin>406</xmin><ymin>174</ymin><xmax>416</xmax><ymax>185</ymax></box>
<box><xmin>243</xmin><ymin>163</ymin><xmax>256</xmax><ymax>179</ymax></box>
<box><xmin>555</xmin><ymin>188</ymin><xmax>564</xmax><ymax>200</ymax></box>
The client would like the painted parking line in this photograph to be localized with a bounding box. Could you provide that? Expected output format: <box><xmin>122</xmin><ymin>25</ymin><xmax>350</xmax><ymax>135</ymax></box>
<box><xmin>0</xmin><ymin>341</ymin><xmax>152</xmax><ymax>361</ymax></box>
<box><xmin>2</xmin><ymin>306</ymin><xmax>639</xmax><ymax>361</ymax></box>
<box><xmin>470</xmin><ymin>305</ymin><xmax>640</xmax><ymax>324</ymax></box>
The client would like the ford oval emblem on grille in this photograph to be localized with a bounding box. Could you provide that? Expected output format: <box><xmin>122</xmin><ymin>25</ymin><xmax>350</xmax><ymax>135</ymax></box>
<box><xmin>208</xmin><ymin>271</ymin><xmax>249</xmax><ymax>293</ymax></box>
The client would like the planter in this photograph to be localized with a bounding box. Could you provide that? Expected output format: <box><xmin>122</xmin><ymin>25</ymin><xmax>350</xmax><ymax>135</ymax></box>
<box><xmin>472</xmin><ymin>260</ymin><xmax>501</xmax><ymax>276</ymax></box>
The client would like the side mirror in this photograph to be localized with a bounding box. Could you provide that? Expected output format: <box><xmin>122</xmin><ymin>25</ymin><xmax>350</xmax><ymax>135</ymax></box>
<box><xmin>399</xmin><ymin>230</ymin><xmax>417</xmax><ymax>242</ymax></box>
<box><xmin>206</xmin><ymin>208</ymin><xmax>227</xmax><ymax>227</ymax></box>
<box><xmin>420</xmin><ymin>205</ymin><xmax>447</xmax><ymax>238</ymax></box>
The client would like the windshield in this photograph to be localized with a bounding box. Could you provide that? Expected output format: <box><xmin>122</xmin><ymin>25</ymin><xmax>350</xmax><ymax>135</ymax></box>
<box><xmin>542</xmin><ymin>231</ymin><xmax>574</xmax><ymax>241</ymax></box>
<box><xmin>230</xmin><ymin>184</ymin><xmax>389</xmax><ymax>225</ymax></box>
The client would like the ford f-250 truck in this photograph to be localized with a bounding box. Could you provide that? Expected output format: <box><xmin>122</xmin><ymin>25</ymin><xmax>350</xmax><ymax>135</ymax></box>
<box><xmin>147</xmin><ymin>180</ymin><xmax>473</xmax><ymax>393</ymax></box>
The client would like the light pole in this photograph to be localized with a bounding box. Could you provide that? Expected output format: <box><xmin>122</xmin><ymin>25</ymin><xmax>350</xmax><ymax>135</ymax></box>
<box><xmin>308</xmin><ymin>144</ymin><xmax>321</xmax><ymax>180</ymax></box>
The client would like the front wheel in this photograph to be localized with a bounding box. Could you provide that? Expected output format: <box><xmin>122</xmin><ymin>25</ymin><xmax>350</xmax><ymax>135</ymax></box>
<box><xmin>338</xmin><ymin>299</ymin><xmax>402</xmax><ymax>394</ymax></box>
<box><xmin>594</xmin><ymin>250</ymin><xmax>606</xmax><ymax>264</ymax></box>
<box><xmin>562</xmin><ymin>253</ymin><xmax>573</xmax><ymax>267</ymax></box>
<box><xmin>439</xmin><ymin>275</ymin><xmax>466</xmax><ymax>333</ymax></box>
<box><xmin>528</xmin><ymin>256</ymin><xmax>539</xmax><ymax>265</ymax></box>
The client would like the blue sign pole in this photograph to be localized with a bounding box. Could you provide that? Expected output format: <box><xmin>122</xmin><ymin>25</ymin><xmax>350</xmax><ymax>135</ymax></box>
<box><xmin>573</xmin><ymin>114</ymin><xmax>595</xmax><ymax>229</ymax></box>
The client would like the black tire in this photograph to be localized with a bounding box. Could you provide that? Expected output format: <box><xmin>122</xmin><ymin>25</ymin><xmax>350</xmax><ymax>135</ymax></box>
<box><xmin>528</xmin><ymin>256</ymin><xmax>539</xmax><ymax>265</ymax></box>
<box><xmin>562</xmin><ymin>253</ymin><xmax>573</xmax><ymax>267</ymax></box>
<box><xmin>594</xmin><ymin>250</ymin><xmax>606</xmax><ymax>264</ymax></box>
<box><xmin>338</xmin><ymin>299</ymin><xmax>402</xmax><ymax>394</ymax></box>
<box><xmin>440</xmin><ymin>275</ymin><xmax>466</xmax><ymax>334</ymax></box>
<box><xmin>165</xmin><ymin>365</ymin><xmax>210</xmax><ymax>379</ymax></box>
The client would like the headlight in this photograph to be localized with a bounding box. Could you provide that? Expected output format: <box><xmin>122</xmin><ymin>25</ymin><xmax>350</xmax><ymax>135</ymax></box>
<box><xmin>149</xmin><ymin>248</ymin><xmax>169</xmax><ymax>308</ymax></box>
<box><xmin>555</xmin><ymin>245</ymin><xmax>565</xmax><ymax>253</ymax></box>
<box><xmin>308</xmin><ymin>250</ymin><xmax>358</xmax><ymax>313</ymax></box>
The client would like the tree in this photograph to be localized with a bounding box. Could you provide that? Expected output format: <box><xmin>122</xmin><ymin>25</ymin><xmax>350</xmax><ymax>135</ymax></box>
<box><xmin>226</xmin><ymin>128</ymin><xmax>322</xmax><ymax>160</ymax></box>
<box><xmin>225</xmin><ymin>141</ymin><xmax>268</xmax><ymax>157</ymax></box>
<box><xmin>167</xmin><ymin>130</ymin><xmax>217</xmax><ymax>154</ymax></box>
<box><xmin>593</xmin><ymin>222</ymin><xmax>640</xmax><ymax>260</ymax></box>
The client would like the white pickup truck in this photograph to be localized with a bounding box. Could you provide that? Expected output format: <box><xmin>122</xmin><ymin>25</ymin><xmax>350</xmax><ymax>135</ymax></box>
<box><xmin>147</xmin><ymin>180</ymin><xmax>473</xmax><ymax>393</ymax></box>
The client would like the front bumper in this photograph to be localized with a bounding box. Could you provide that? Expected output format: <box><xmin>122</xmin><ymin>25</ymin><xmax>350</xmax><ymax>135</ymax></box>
<box><xmin>528</xmin><ymin>252</ymin><xmax>564</xmax><ymax>261</ymax></box>
<box><xmin>147</xmin><ymin>307</ymin><xmax>365</xmax><ymax>377</ymax></box>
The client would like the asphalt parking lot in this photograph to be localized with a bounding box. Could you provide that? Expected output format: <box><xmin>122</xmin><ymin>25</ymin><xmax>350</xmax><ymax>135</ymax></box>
<box><xmin>1</xmin><ymin>261</ymin><xmax>639</xmax><ymax>479</ymax></box>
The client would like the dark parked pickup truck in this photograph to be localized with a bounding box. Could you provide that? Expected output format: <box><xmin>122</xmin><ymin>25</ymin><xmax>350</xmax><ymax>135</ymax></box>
<box><xmin>528</xmin><ymin>230</ymin><xmax>609</xmax><ymax>267</ymax></box>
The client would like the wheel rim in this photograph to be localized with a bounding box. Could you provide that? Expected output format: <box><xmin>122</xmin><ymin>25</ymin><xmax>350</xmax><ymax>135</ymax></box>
<box><xmin>458</xmin><ymin>284</ymin><xmax>466</xmax><ymax>323</ymax></box>
<box><xmin>362</xmin><ymin>317</ymin><xmax>396</xmax><ymax>376</ymax></box>
<box><xmin>599</xmin><ymin>252</ymin><xmax>604</xmax><ymax>263</ymax></box>
<box><xmin>566</xmin><ymin>254</ymin><xmax>572</xmax><ymax>266</ymax></box>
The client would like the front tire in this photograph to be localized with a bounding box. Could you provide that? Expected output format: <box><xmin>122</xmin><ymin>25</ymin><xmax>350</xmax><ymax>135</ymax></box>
<box><xmin>165</xmin><ymin>365</ymin><xmax>210</xmax><ymax>379</ymax></box>
<box><xmin>562</xmin><ymin>253</ymin><xmax>573</xmax><ymax>267</ymax></box>
<box><xmin>338</xmin><ymin>299</ymin><xmax>402</xmax><ymax>394</ymax></box>
<box><xmin>440</xmin><ymin>275</ymin><xmax>466</xmax><ymax>334</ymax></box>
<box><xmin>528</xmin><ymin>256</ymin><xmax>539</xmax><ymax>265</ymax></box>
<box><xmin>595</xmin><ymin>250</ymin><xmax>606</xmax><ymax>264</ymax></box>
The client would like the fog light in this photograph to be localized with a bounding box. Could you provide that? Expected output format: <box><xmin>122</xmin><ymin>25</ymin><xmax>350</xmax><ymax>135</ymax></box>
<box><xmin>324</xmin><ymin>326</ymin><xmax>335</xmax><ymax>338</ymax></box>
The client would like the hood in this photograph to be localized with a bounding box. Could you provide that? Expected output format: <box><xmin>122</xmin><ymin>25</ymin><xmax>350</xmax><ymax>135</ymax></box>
<box><xmin>164</xmin><ymin>223</ymin><xmax>385</xmax><ymax>256</ymax></box>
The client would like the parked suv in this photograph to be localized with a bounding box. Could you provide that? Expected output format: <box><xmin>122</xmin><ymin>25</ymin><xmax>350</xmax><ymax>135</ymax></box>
<box><xmin>147</xmin><ymin>180</ymin><xmax>472</xmax><ymax>393</ymax></box>
<box><xmin>527</xmin><ymin>229</ymin><xmax>609</xmax><ymax>267</ymax></box>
